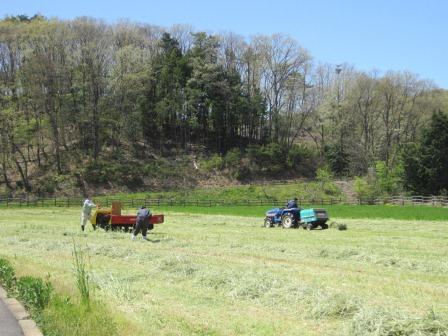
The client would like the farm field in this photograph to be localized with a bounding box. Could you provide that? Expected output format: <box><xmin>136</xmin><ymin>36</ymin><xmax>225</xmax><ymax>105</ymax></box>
<box><xmin>159</xmin><ymin>204</ymin><xmax>448</xmax><ymax>221</ymax></box>
<box><xmin>1</xmin><ymin>207</ymin><xmax>448</xmax><ymax>335</ymax></box>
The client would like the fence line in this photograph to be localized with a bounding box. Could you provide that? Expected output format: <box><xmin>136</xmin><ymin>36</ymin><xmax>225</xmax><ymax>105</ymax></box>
<box><xmin>0</xmin><ymin>195</ymin><xmax>447</xmax><ymax>208</ymax></box>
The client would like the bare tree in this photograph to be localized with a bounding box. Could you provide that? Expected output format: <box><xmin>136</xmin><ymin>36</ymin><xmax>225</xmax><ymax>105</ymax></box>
<box><xmin>169</xmin><ymin>24</ymin><xmax>195</xmax><ymax>54</ymax></box>
<box><xmin>254</xmin><ymin>34</ymin><xmax>310</xmax><ymax>142</ymax></box>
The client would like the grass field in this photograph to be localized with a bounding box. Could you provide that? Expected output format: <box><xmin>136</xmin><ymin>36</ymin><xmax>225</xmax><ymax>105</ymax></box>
<box><xmin>1</xmin><ymin>206</ymin><xmax>447</xmax><ymax>335</ymax></box>
<box><xmin>159</xmin><ymin>204</ymin><xmax>448</xmax><ymax>221</ymax></box>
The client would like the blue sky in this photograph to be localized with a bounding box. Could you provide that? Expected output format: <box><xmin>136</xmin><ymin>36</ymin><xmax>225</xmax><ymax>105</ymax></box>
<box><xmin>1</xmin><ymin>0</ymin><xmax>447</xmax><ymax>88</ymax></box>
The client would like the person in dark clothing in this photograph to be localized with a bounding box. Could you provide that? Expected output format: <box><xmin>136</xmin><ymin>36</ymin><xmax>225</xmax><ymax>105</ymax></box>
<box><xmin>286</xmin><ymin>198</ymin><xmax>299</xmax><ymax>209</ymax></box>
<box><xmin>132</xmin><ymin>206</ymin><xmax>152</xmax><ymax>241</ymax></box>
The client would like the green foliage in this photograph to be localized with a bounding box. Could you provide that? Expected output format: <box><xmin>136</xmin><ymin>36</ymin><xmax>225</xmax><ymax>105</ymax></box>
<box><xmin>375</xmin><ymin>161</ymin><xmax>403</xmax><ymax>195</ymax></box>
<box><xmin>232</xmin><ymin>161</ymin><xmax>252</xmax><ymax>181</ymax></box>
<box><xmin>224</xmin><ymin>149</ymin><xmax>251</xmax><ymax>180</ymax></box>
<box><xmin>353</xmin><ymin>176</ymin><xmax>379</xmax><ymax>202</ymax></box>
<box><xmin>201</xmin><ymin>144</ymin><xmax>318</xmax><ymax>179</ymax></box>
<box><xmin>72</xmin><ymin>241</ymin><xmax>91</xmax><ymax>305</ymax></box>
<box><xmin>403</xmin><ymin>111</ymin><xmax>448</xmax><ymax>195</ymax></box>
<box><xmin>286</xmin><ymin>145</ymin><xmax>317</xmax><ymax>176</ymax></box>
<box><xmin>316</xmin><ymin>166</ymin><xmax>332</xmax><ymax>182</ymax></box>
<box><xmin>0</xmin><ymin>258</ymin><xmax>16</xmax><ymax>291</ymax></box>
<box><xmin>142</xmin><ymin>159</ymin><xmax>187</xmax><ymax>179</ymax></box>
<box><xmin>402</xmin><ymin>143</ymin><xmax>424</xmax><ymax>193</ymax></box>
<box><xmin>83</xmin><ymin>159</ymin><xmax>149</xmax><ymax>186</ymax></box>
<box><xmin>224</xmin><ymin>148</ymin><xmax>241</xmax><ymax>168</ymax></box>
<box><xmin>16</xmin><ymin>276</ymin><xmax>53</xmax><ymax>311</ymax></box>
<box><xmin>34</xmin><ymin>175</ymin><xmax>58</xmax><ymax>196</ymax></box>
<box><xmin>0</xmin><ymin>17</ymin><xmax>441</xmax><ymax>198</ymax></box>
<box><xmin>353</xmin><ymin>161</ymin><xmax>403</xmax><ymax>200</ymax></box>
<box><xmin>40</xmin><ymin>295</ymin><xmax>118</xmax><ymax>336</ymax></box>
<box><xmin>257</xmin><ymin>143</ymin><xmax>285</xmax><ymax>163</ymax></box>
<box><xmin>316</xmin><ymin>166</ymin><xmax>339</xmax><ymax>195</ymax></box>
<box><xmin>202</xmin><ymin>154</ymin><xmax>224</xmax><ymax>171</ymax></box>
<box><xmin>325</xmin><ymin>144</ymin><xmax>349</xmax><ymax>177</ymax></box>
<box><xmin>246</xmin><ymin>143</ymin><xmax>286</xmax><ymax>175</ymax></box>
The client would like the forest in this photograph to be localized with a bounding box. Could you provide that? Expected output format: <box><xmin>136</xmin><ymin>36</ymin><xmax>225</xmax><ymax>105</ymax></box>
<box><xmin>1</xmin><ymin>15</ymin><xmax>447</xmax><ymax>196</ymax></box>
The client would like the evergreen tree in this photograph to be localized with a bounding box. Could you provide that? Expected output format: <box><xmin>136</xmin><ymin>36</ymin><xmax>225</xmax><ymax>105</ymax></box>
<box><xmin>324</xmin><ymin>144</ymin><xmax>349</xmax><ymax>177</ymax></box>
<box><xmin>142</xmin><ymin>33</ymin><xmax>190</xmax><ymax>150</ymax></box>
<box><xmin>402</xmin><ymin>111</ymin><xmax>448</xmax><ymax>194</ymax></box>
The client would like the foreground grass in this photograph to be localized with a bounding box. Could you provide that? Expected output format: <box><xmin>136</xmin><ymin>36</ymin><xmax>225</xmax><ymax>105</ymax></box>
<box><xmin>0</xmin><ymin>208</ymin><xmax>447</xmax><ymax>335</ymax></box>
<box><xmin>40</xmin><ymin>296</ymin><xmax>120</xmax><ymax>336</ymax></box>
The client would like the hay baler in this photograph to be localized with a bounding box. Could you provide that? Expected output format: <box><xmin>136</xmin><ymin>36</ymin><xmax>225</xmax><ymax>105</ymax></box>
<box><xmin>91</xmin><ymin>202</ymin><xmax>164</xmax><ymax>231</ymax></box>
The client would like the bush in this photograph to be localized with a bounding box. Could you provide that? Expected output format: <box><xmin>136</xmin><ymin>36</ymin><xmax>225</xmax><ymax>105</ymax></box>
<box><xmin>202</xmin><ymin>154</ymin><xmax>224</xmax><ymax>171</ymax></box>
<box><xmin>287</xmin><ymin>145</ymin><xmax>318</xmax><ymax>177</ymax></box>
<box><xmin>375</xmin><ymin>161</ymin><xmax>403</xmax><ymax>195</ymax></box>
<box><xmin>0</xmin><ymin>258</ymin><xmax>16</xmax><ymax>291</ymax></box>
<box><xmin>34</xmin><ymin>175</ymin><xmax>58</xmax><ymax>196</ymax></box>
<box><xmin>16</xmin><ymin>276</ymin><xmax>53</xmax><ymax>311</ymax></box>
<box><xmin>83</xmin><ymin>159</ymin><xmax>144</xmax><ymax>186</ymax></box>
<box><xmin>224</xmin><ymin>148</ymin><xmax>241</xmax><ymax>168</ymax></box>
<box><xmin>247</xmin><ymin>143</ymin><xmax>284</xmax><ymax>166</ymax></box>
<box><xmin>316</xmin><ymin>166</ymin><xmax>339</xmax><ymax>195</ymax></box>
<box><xmin>354</xmin><ymin>176</ymin><xmax>380</xmax><ymax>203</ymax></box>
<box><xmin>234</xmin><ymin>163</ymin><xmax>252</xmax><ymax>181</ymax></box>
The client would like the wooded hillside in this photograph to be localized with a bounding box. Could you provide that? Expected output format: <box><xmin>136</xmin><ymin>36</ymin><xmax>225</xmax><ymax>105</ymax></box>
<box><xmin>0</xmin><ymin>15</ymin><xmax>447</xmax><ymax>196</ymax></box>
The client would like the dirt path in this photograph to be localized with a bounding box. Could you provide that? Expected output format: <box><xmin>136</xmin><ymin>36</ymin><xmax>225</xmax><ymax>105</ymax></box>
<box><xmin>334</xmin><ymin>180</ymin><xmax>357</xmax><ymax>201</ymax></box>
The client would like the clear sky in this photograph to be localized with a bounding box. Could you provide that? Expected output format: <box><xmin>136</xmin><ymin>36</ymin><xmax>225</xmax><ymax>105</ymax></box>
<box><xmin>1</xmin><ymin>0</ymin><xmax>447</xmax><ymax>88</ymax></box>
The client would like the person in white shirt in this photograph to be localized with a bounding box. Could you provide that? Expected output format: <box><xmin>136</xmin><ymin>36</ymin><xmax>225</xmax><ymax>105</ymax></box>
<box><xmin>81</xmin><ymin>197</ymin><xmax>97</xmax><ymax>231</ymax></box>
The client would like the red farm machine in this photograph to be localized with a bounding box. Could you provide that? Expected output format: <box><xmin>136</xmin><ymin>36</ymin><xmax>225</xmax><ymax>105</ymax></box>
<box><xmin>91</xmin><ymin>201</ymin><xmax>164</xmax><ymax>232</ymax></box>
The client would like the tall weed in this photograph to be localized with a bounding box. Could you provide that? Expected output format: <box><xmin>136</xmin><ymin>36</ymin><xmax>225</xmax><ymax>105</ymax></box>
<box><xmin>72</xmin><ymin>240</ymin><xmax>91</xmax><ymax>305</ymax></box>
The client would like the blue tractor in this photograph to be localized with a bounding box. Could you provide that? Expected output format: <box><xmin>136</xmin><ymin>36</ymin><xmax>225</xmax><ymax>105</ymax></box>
<box><xmin>264</xmin><ymin>207</ymin><xmax>329</xmax><ymax>230</ymax></box>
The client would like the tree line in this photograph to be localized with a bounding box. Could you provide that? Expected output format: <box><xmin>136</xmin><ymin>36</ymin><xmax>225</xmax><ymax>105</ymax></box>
<box><xmin>0</xmin><ymin>15</ymin><xmax>447</xmax><ymax>194</ymax></box>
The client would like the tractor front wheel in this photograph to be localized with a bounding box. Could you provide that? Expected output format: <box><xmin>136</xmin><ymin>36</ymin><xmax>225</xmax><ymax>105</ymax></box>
<box><xmin>281</xmin><ymin>214</ymin><xmax>295</xmax><ymax>229</ymax></box>
<box><xmin>264</xmin><ymin>217</ymin><xmax>273</xmax><ymax>228</ymax></box>
<box><xmin>306</xmin><ymin>223</ymin><xmax>313</xmax><ymax>231</ymax></box>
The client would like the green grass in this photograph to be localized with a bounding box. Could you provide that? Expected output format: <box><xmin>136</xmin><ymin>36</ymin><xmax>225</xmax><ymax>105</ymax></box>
<box><xmin>1</xmin><ymin>207</ymin><xmax>447</xmax><ymax>335</ymax></box>
<box><xmin>40</xmin><ymin>296</ymin><xmax>120</xmax><ymax>336</ymax></box>
<box><xmin>157</xmin><ymin>204</ymin><xmax>448</xmax><ymax>221</ymax></box>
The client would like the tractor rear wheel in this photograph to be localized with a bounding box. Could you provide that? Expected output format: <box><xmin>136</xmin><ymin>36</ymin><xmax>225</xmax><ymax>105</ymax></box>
<box><xmin>282</xmin><ymin>214</ymin><xmax>295</xmax><ymax>229</ymax></box>
<box><xmin>321</xmin><ymin>223</ymin><xmax>329</xmax><ymax>230</ymax></box>
<box><xmin>264</xmin><ymin>217</ymin><xmax>273</xmax><ymax>228</ymax></box>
